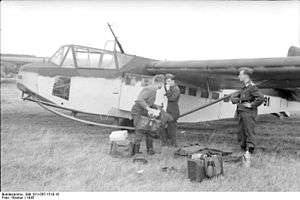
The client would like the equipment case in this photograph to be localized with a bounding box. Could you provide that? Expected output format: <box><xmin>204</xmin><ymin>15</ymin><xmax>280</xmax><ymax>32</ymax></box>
<box><xmin>187</xmin><ymin>154</ymin><xmax>224</xmax><ymax>182</ymax></box>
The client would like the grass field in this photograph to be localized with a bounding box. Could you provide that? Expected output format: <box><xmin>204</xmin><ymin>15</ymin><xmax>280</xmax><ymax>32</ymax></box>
<box><xmin>1</xmin><ymin>82</ymin><xmax>300</xmax><ymax>191</ymax></box>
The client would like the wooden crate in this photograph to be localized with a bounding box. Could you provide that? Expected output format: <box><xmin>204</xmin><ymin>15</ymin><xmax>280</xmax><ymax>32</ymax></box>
<box><xmin>109</xmin><ymin>140</ymin><xmax>132</xmax><ymax>157</ymax></box>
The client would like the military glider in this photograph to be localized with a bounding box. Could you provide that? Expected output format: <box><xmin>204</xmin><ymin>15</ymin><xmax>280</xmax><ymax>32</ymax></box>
<box><xmin>16</xmin><ymin>25</ymin><xmax>300</xmax><ymax>129</ymax></box>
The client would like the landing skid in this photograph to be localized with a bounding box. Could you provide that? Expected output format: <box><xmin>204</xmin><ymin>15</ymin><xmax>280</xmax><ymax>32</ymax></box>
<box><xmin>23</xmin><ymin>96</ymin><xmax>135</xmax><ymax>130</ymax></box>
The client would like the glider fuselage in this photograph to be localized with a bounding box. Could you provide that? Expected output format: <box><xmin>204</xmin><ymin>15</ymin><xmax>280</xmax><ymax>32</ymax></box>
<box><xmin>16</xmin><ymin>44</ymin><xmax>300</xmax><ymax>123</ymax></box>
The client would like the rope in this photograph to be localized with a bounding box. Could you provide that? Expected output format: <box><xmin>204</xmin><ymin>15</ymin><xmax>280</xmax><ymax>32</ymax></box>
<box><xmin>178</xmin><ymin>80</ymin><xmax>269</xmax><ymax>119</ymax></box>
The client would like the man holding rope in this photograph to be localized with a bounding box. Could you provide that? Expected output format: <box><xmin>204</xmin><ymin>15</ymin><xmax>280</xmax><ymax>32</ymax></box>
<box><xmin>231</xmin><ymin>68</ymin><xmax>264</xmax><ymax>166</ymax></box>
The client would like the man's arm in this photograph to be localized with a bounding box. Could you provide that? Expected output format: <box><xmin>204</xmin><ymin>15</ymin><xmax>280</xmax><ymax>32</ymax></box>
<box><xmin>230</xmin><ymin>92</ymin><xmax>240</xmax><ymax>104</ymax></box>
<box><xmin>136</xmin><ymin>88</ymin><xmax>153</xmax><ymax>109</ymax></box>
<box><xmin>165</xmin><ymin>86</ymin><xmax>180</xmax><ymax>102</ymax></box>
<box><xmin>250</xmin><ymin>86</ymin><xmax>264</xmax><ymax>108</ymax></box>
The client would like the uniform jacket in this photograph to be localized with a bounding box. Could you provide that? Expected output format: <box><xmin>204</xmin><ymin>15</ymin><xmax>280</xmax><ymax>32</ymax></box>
<box><xmin>132</xmin><ymin>85</ymin><xmax>157</xmax><ymax>116</ymax></box>
<box><xmin>135</xmin><ymin>85</ymin><xmax>157</xmax><ymax>109</ymax></box>
<box><xmin>131</xmin><ymin>85</ymin><xmax>173</xmax><ymax>125</ymax></box>
<box><xmin>232</xmin><ymin>81</ymin><xmax>264</xmax><ymax>113</ymax></box>
<box><xmin>165</xmin><ymin>85</ymin><xmax>181</xmax><ymax>120</ymax></box>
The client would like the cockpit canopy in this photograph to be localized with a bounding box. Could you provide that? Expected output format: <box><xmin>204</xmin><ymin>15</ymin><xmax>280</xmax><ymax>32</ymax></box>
<box><xmin>49</xmin><ymin>44</ymin><xmax>134</xmax><ymax>69</ymax></box>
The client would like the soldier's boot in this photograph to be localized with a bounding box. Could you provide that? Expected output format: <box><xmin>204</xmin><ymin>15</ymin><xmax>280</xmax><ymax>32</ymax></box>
<box><xmin>134</xmin><ymin>143</ymin><xmax>142</xmax><ymax>154</ymax></box>
<box><xmin>129</xmin><ymin>142</ymin><xmax>135</xmax><ymax>156</ymax></box>
<box><xmin>240</xmin><ymin>143</ymin><xmax>246</xmax><ymax>151</ymax></box>
<box><xmin>247</xmin><ymin>143</ymin><xmax>255</xmax><ymax>154</ymax></box>
<box><xmin>249</xmin><ymin>147</ymin><xmax>255</xmax><ymax>154</ymax></box>
<box><xmin>246</xmin><ymin>141</ymin><xmax>255</xmax><ymax>154</ymax></box>
<box><xmin>130</xmin><ymin>142</ymin><xmax>141</xmax><ymax>156</ymax></box>
<box><xmin>242</xmin><ymin>151</ymin><xmax>251</xmax><ymax>168</ymax></box>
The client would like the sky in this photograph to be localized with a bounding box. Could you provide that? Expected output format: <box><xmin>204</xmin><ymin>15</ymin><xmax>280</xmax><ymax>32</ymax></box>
<box><xmin>1</xmin><ymin>0</ymin><xmax>300</xmax><ymax>60</ymax></box>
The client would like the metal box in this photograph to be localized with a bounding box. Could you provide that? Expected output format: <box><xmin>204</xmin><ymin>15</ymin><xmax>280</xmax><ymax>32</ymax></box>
<box><xmin>187</xmin><ymin>158</ymin><xmax>206</xmax><ymax>182</ymax></box>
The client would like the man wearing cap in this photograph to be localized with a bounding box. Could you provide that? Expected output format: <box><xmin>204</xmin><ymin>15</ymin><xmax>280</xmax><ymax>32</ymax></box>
<box><xmin>231</xmin><ymin>68</ymin><xmax>264</xmax><ymax>157</ymax></box>
<box><xmin>162</xmin><ymin>73</ymin><xmax>181</xmax><ymax>147</ymax></box>
<box><xmin>131</xmin><ymin>74</ymin><xmax>165</xmax><ymax>156</ymax></box>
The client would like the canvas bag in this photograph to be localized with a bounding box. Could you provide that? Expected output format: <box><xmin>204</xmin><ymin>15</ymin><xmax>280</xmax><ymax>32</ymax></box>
<box><xmin>136</xmin><ymin>115</ymin><xmax>162</xmax><ymax>133</ymax></box>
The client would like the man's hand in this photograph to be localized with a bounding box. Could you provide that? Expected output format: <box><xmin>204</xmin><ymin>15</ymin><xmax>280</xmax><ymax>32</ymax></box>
<box><xmin>146</xmin><ymin>106</ymin><xmax>152</xmax><ymax>112</ymax></box>
<box><xmin>243</xmin><ymin>102</ymin><xmax>252</xmax><ymax>108</ymax></box>
<box><xmin>230</xmin><ymin>97</ymin><xmax>239</xmax><ymax>104</ymax></box>
<box><xmin>147</xmin><ymin>108</ymin><xmax>160</xmax><ymax>117</ymax></box>
<box><xmin>165</xmin><ymin>84</ymin><xmax>170</xmax><ymax>91</ymax></box>
<box><xmin>146</xmin><ymin>106</ymin><xmax>154</xmax><ymax>117</ymax></box>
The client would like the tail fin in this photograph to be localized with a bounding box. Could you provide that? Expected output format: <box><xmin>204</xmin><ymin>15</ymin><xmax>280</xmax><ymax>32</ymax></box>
<box><xmin>287</xmin><ymin>46</ymin><xmax>300</xmax><ymax>57</ymax></box>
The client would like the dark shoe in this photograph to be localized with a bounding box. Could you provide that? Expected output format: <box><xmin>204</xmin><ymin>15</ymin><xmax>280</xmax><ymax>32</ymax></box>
<box><xmin>130</xmin><ymin>143</ymin><xmax>141</xmax><ymax>156</ymax></box>
<box><xmin>130</xmin><ymin>142</ymin><xmax>135</xmax><ymax>156</ymax></box>
<box><xmin>147</xmin><ymin>148</ymin><xmax>155</xmax><ymax>155</ymax></box>
<box><xmin>249</xmin><ymin>147</ymin><xmax>255</xmax><ymax>154</ymax></box>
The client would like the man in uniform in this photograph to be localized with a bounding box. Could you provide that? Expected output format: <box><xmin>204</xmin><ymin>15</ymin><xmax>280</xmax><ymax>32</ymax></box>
<box><xmin>131</xmin><ymin>74</ymin><xmax>165</xmax><ymax>156</ymax></box>
<box><xmin>161</xmin><ymin>73</ymin><xmax>181</xmax><ymax>147</ymax></box>
<box><xmin>231</xmin><ymin>67</ymin><xmax>264</xmax><ymax>155</ymax></box>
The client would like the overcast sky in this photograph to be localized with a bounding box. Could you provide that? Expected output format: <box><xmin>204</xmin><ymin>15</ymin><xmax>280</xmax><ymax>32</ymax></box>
<box><xmin>1</xmin><ymin>0</ymin><xmax>300</xmax><ymax>60</ymax></box>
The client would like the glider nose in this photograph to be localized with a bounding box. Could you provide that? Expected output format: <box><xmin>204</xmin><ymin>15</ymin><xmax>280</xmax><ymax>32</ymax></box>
<box><xmin>16</xmin><ymin>64</ymin><xmax>39</xmax><ymax>96</ymax></box>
